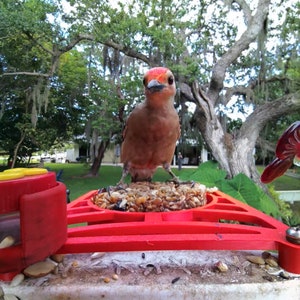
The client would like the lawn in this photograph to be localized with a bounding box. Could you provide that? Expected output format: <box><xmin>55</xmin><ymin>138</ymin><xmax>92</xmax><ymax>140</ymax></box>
<box><xmin>256</xmin><ymin>165</ymin><xmax>300</xmax><ymax>190</ymax></box>
<box><xmin>1</xmin><ymin>161</ymin><xmax>298</xmax><ymax>200</ymax></box>
<box><xmin>1</xmin><ymin>162</ymin><xmax>298</xmax><ymax>223</ymax></box>
<box><xmin>46</xmin><ymin>163</ymin><xmax>299</xmax><ymax>201</ymax></box>
<box><xmin>45</xmin><ymin>163</ymin><xmax>299</xmax><ymax>225</ymax></box>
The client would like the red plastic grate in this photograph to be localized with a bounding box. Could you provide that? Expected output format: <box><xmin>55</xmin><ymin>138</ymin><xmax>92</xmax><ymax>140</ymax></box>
<box><xmin>57</xmin><ymin>190</ymin><xmax>300</xmax><ymax>274</ymax></box>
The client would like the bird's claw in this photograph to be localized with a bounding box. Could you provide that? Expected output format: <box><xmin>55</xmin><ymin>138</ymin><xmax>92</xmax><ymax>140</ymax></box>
<box><xmin>98</xmin><ymin>185</ymin><xmax>127</xmax><ymax>196</ymax></box>
<box><xmin>167</xmin><ymin>177</ymin><xmax>194</xmax><ymax>186</ymax></box>
<box><xmin>115</xmin><ymin>183</ymin><xmax>128</xmax><ymax>191</ymax></box>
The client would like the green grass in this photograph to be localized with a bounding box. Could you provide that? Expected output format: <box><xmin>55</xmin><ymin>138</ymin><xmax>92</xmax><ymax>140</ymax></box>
<box><xmin>44</xmin><ymin>163</ymin><xmax>300</xmax><ymax>201</ymax></box>
<box><xmin>2</xmin><ymin>162</ymin><xmax>299</xmax><ymax>223</ymax></box>
<box><xmin>46</xmin><ymin>163</ymin><xmax>122</xmax><ymax>200</ymax></box>
<box><xmin>256</xmin><ymin>165</ymin><xmax>300</xmax><ymax>190</ymax></box>
<box><xmin>1</xmin><ymin>162</ymin><xmax>298</xmax><ymax>200</ymax></box>
<box><xmin>43</xmin><ymin>163</ymin><xmax>299</xmax><ymax>225</ymax></box>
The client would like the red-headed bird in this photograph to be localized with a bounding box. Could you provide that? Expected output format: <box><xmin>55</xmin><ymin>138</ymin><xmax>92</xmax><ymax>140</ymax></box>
<box><xmin>118</xmin><ymin>67</ymin><xmax>180</xmax><ymax>184</ymax></box>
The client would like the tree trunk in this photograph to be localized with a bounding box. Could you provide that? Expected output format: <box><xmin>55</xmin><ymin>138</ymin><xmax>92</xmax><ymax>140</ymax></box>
<box><xmin>87</xmin><ymin>139</ymin><xmax>110</xmax><ymax>177</ymax></box>
<box><xmin>183</xmin><ymin>0</ymin><xmax>300</xmax><ymax>186</ymax></box>
<box><xmin>192</xmin><ymin>90</ymin><xmax>300</xmax><ymax>185</ymax></box>
<box><xmin>11</xmin><ymin>131</ymin><xmax>26</xmax><ymax>169</ymax></box>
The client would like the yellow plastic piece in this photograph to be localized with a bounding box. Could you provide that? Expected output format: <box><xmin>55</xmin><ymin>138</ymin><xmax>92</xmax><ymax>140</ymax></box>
<box><xmin>23</xmin><ymin>168</ymin><xmax>48</xmax><ymax>176</ymax></box>
<box><xmin>0</xmin><ymin>171</ymin><xmax>24</xmax><ymax>181</ymax></box>
<box><xmin>3</xmin><ymin>168</ymin><xmax>26</xmax><ymax>173</ymax></box>
<box><xmin>0</xmin><ymin>168</ymin><xmax>48</xmax><ymax>181</ymax></box>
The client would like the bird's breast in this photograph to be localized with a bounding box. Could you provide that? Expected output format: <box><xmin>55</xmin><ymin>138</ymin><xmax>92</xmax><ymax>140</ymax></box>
<box><xmin>142</xmin><ymin>113</ymin><xmax>178</xmax><ymax>144</ymax></box>
<box><xmin>121</xmin><ymin>104</ymin><xmax>180</xmax><ymax>169</ymax></box>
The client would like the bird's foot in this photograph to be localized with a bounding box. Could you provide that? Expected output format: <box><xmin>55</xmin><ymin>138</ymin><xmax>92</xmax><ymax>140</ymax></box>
<box><xmin>115</xmin><ymin>183</ymin><xmax>128</xmax><ymax>191</ymax></box>
<box><xmin>98</xmin><ymin>184</ymin><xmax>127</xmax><ymax>196</ymax></box>
<box><xmin>116</xmin><ymin>179</ymin><xmax>127</xmax><ymax>187</ymax></box>
<box><xmin>164</xmin><ymin>165</ymin><xmax>194</xmax><ymax>186</ymax></box>
<box><xmin>167</xmin><ymin>176</ymin><xmax>194</xmax><ymax>186</ymax></box>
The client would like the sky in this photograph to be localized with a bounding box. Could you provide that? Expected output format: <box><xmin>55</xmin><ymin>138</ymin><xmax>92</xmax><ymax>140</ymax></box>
<box><xmin>54</xmin><ymin>0</ymin><xmax>293</xmax><ymax>121</ymax></box>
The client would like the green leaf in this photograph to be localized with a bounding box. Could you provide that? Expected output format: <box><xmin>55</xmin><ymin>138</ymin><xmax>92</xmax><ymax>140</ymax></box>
<box><xmin>180</xmin><ymin>161</ymin><xmax>226</xmax><ymax>187</ymax></box>
<box><xmin>216</xmin><ymin>173</ymin><xmax>279</xmax><ymax>217</ymax></box>
<box><xmin>180</xmin><ymin>162</ymin><xmax>280</xmax><ymax>218</ymax></box>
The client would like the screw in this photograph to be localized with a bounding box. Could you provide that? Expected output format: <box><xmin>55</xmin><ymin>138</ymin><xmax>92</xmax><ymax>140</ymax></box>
<box><xmin>286</xmin><ymin>226</ymin><xmax>300</xmax><ymax>244</ymax></box>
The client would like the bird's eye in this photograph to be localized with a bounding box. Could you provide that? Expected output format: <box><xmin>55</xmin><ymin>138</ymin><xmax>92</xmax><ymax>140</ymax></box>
<box><xmin>168</xmin><ymin>76</ymin><xmax>174</xmax><ymax>85</ymax></box>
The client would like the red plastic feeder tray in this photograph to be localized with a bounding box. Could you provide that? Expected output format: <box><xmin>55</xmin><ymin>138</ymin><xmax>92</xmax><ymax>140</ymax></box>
<box><xmin>58</xmin><ymin>189</ymin><xmax>300</xmax><ymax>274</ymax></box>
<box><xmin>0</xmin><ymin>172</ymin><xmax>67</xmax><ymax>281</ymax></box>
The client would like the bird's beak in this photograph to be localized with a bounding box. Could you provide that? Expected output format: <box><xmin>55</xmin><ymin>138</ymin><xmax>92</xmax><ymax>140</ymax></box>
<box><xmin>147</xmin><ymin>79</ymin><xmax>165</xmax><ymax>92</ymax></box>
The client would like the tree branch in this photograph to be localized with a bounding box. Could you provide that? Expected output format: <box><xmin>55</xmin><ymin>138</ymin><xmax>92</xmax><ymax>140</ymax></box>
<box><xmin>77</xmin><ymin>34</ymin><xmax>152</xmax><ymax>66</ymax></box>
<box><xmin>232</xmin><ymin>0</ymin><xmax>252</xmax><ymax>24</ymax></box>
<box><xmin>192</xmin><ymin>81</ymin><xmax>216</xmax><ymax>122</ymax></box>
<box><xmin>1</xmin><ymin>33</ymin><xmax>153</xmax><ymax>82</ymax></box>
<box><xmin>224</xmin><ymin>75</ymin><xmax>288</xmax><ymax>104</ymax></box>
<box><xmin>208</xmin><ymin>0</ymin><xmax>271</xmax><ymax>102</ymax></box>
<box><xmin>24</xmin><ymin>32</ymin><xmax>55</xmax><ymax>56</ymax></box>
<box><xmin>0</xmin><ymin>72</ymin><xmax>50</xmax><ymax>78</ymax></box>
<box><xmin>248</xmin><ymin>75</ymin><xmax>287</xmax><ymax>90</ymax></box>
<box><xmin>178</xmin><ymin>82</ymin><xmax>196</xmax><ymax>103</ymax></box>
<box><xmin>239</xmin><ymin>90</ymin><xmax>300</xmax><ymax>139</ymax></box>
<box><xmin>224</xmin><ymin>85</ymin><xmax>254</xmax><ymax>104</ymax></box>
<box><xmin>256</xmin><ymin>136</ymin><xmax>276</xmax><ymax>153</ymax></box>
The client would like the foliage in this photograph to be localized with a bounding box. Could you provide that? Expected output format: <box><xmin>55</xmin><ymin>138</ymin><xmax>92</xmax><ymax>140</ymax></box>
<box><xmin>180</xmin><ymin>161</ymin><xmax>293</xmax><ymax>220</ymax></box>
<box><xmin>0</xmin><ymin>0</ymin><xmax>299</xmax><ymax>178</ymax></box>
<box><xmin>267</xmin><ymin>185</ymin><xmax>295</xmax><ymax>225</ymax></box>
<box><xmin>0</xmin><ymin>48</ymin><xmax>89</xmax><ymax>160</ymax></box>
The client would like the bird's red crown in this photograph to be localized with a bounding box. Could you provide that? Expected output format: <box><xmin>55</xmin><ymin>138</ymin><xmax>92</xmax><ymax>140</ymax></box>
<box><xmin>144</xmin><ymin>67</ymin><xmax>170</xmax><ymax>83</ymax></box>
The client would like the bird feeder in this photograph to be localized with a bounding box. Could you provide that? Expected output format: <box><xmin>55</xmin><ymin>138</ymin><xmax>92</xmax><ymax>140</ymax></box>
<box><xmin>57</xmin><ymin>189</ymin><xmax>300</xmax><ymax>274</ymax></box>
<box><xmin>0</xmin><ymin>169</ymin><xmax>67</xmax><ymax>281</ymax></box>
<box><xmin>1</xmin><ymin>169</ymin><xmax>300</xmax><ymax>283</ymax></box>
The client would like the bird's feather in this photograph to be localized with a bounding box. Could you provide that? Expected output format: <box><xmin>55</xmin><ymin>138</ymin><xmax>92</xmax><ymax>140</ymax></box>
<box><xmin>119</xmin><ymin>67</ymin><xmax>180</xmax><ymax>183</ymax></box>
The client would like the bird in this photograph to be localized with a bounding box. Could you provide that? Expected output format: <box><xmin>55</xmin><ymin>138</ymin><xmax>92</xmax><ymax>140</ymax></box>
<box><xmin>118</xmin><ymin>67</ymin><xmax>180</xmax><ymax>184</ymax></box>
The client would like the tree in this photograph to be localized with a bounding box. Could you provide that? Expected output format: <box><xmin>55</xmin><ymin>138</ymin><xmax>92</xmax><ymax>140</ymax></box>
<box><xmin>1</xmin><ymin>0</ymin><xmax>299</xmax><ymax>184</ymax></box>
<box><xmin>65</xmin><ymin>0</ymin><xmax>299</xmax><ymax>183</ymax></box>
<box><xmin>187</xmin><ymin>0</ymin><xmax>300</xmax><ymax>183</ymax></box>
<box><xmin>0</xmin><ymin>50</ymin><xmax>89</xmax><ymax>166</ymax></box>
<box><xmin>0</xmin><ymin>0</ymin><xmax>89</xmax><ymax>165</ymax></box>
<box><xmin>81</xmin><ymin>45</ymin><xmax>138</xmax><ymax>176</ymax></box>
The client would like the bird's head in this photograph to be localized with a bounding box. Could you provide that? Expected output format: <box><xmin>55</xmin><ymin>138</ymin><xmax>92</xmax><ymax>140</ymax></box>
<box><xmin>143</xmin><ymin>67</ymin><xmax>176</xmax><ymax>103</ymax></box>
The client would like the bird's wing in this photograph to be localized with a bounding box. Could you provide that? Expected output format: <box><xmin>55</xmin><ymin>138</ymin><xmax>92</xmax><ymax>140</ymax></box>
<box><xmin>122</xmin><ymin>106</ymin><xmax>137</xmax><ymax>142</ymax></box>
